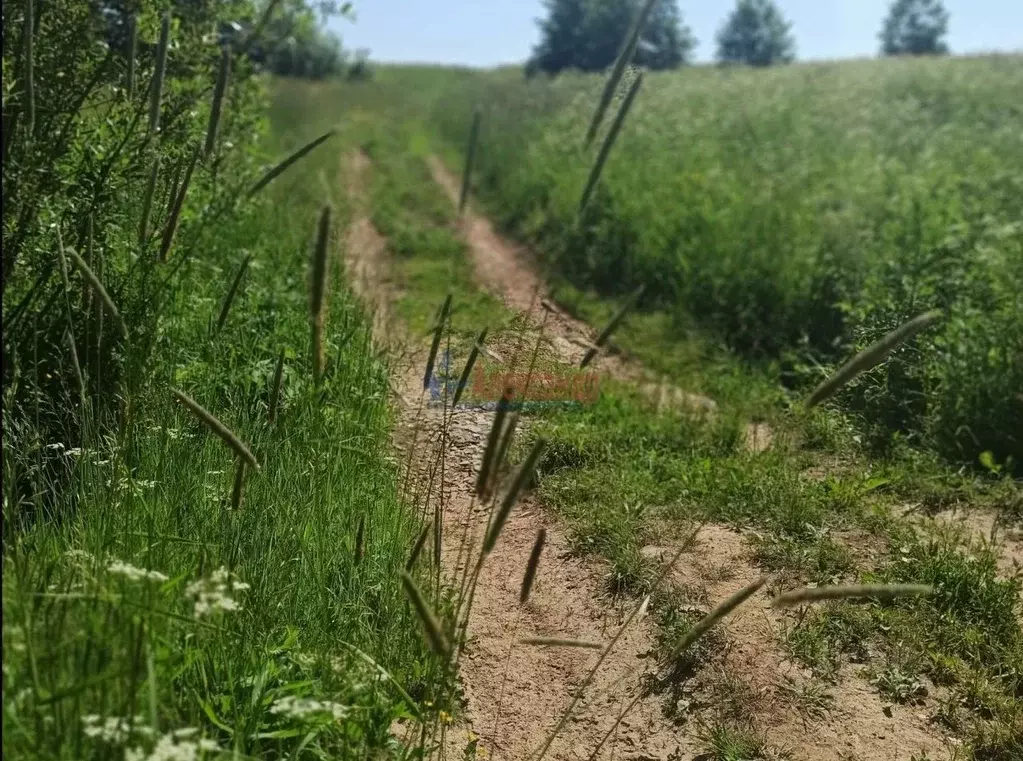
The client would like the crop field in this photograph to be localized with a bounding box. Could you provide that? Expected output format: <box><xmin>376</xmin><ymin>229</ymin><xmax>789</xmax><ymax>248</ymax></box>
<box><xmin>3</xmin><ymin>3</ymin><xmax>1022</xmax><ymax>761</ymax></box>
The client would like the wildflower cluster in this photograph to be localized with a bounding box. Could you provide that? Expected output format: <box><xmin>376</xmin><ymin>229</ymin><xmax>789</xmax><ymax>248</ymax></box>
<box><xmin>125</xmin><ymin>728</ymin><xmax>221</xmax><ymax>761</ymax></box>
<box><xmin>185</xmin><ymin>566</ymin><xmax>250</xmax><ymax>617</ymax></box>
<box><xmin>269</xmin><ymin>695</ymin><xmax>349</xmax><ymax>721</ymax></box>
<box><xmin>107</xmin><ymin>560</ymin><xmax>169</xmax><ymax>583</ymax></box>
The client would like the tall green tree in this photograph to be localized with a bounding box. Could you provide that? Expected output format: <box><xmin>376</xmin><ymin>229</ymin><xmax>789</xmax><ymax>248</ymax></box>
<box><xmin>880</xmin><ymin>0</ymin><xmax>950</xmax><ymax>56</ymax></box>
<box><xmin>528</xmin><ymin>0</ymin><xmax>696</xmax><ymax>76</ymax></box>
<box><xmin>716</xmin><ymin>0</ymin><xmax>795</xmax><ymax>67</ymax></box>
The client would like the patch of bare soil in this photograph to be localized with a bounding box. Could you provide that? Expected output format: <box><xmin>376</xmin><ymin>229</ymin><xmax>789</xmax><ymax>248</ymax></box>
<box><xmin>897</xmin><ymin>502</ymin><xmax>1023</xmax><ymax>581</ymax></box>
<box><xmin>645</xmin><ymin>526</ymin><xmax>950</xmax><ymax>761</ymax></box>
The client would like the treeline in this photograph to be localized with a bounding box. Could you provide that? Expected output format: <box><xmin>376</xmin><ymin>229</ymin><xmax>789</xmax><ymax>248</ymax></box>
<box><xmin>96</xmin><ymin>0</ymin><xmax>364</xmax><ymax>80</ymax></box>
<box><xmin>530</xmin><ymin>0</ymin><xmax>952</xmax><ymax>74</ymax></box>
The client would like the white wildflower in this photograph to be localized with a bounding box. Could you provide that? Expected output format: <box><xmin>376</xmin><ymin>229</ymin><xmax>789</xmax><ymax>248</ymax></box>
<box><xmin>107</xmin><ymin>560</ymin><xmax>169</xmax><ymax>584</ymax></box>
<box><xmin>269</xmin><ymin>695</ymin><xmax>348</xmax><ymax>721</ymax></box>
<box><xmin>82</xmin><ymin>714</ymin><xmax>151</xmax><ymax>744</ymax></box>
<box><xmin>125</xmin><ymin>731</ymin><xmax>221</xmax><ymax>761</ymax></box>
<box><xmin>185</xmin><ymin>567</ymin><xmax>249</xmax><ymax>618</ymax></box>
<box><xmin>45</xmin><ymin>442</ymin><xmax>66</xmax><ymax>451</ymax></box>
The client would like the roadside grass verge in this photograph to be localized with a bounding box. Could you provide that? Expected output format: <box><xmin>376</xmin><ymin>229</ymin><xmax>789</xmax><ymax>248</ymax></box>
<box><xmin>527</xmin><ymin>379</ymin><xmax>1022</xmax><ymax>756</ymax></box>
<box><xmin>4</xmin><ymin>52</ymin><xmax>449</xmax><ymax>761</ymax></box>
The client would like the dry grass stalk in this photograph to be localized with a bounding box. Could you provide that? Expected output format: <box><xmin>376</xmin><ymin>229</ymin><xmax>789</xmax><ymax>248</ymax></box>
<box><xmin>310</xmin><ymin>204</ymin><xmax>332</xmax><ymax>383</ymax></box>
<box><xmin>400</xmin><ymin>571</ymin><xmax>450</xmax><ymax>659</ymax></box>
<box><xmin>493</xmin><ymin>409</ymin><xmax>520</xmax><ymax>481</ymax></box>
<box><xmin>23</xmin><ymin>0</ymin><xmax>35</xmax><ymax>138</ymax></box>
<box><xmin>458</xmin><ymin>108</ymin><xmax>481</xmax><ymax>214</ymax></box>
<box><xmin>241</xmin><ymin>0</ymin><xmax>284</xmax><ymax>47</ymax></box>
<box><xmin>534</xmin><ymin>530</ymin><xmax>702</xmax><ymax>761</ymax></box>
<box><xmin>519</xmin><ymin>528</ymin><xmax>546</xmax><ymax>604</ymax></box>
<box><xmin>475</xmin><ymin>386</ymin><xmax>514</xmax><ymax>498</ymax></box>
<box><xmin>158</xmin><ymin>146</ymin><xmax>199</xmax><ymax>262</ymax></box>
<box><xmin>584</xmin><ymin>0</ymin><xmax>657</xmax><ymax>146</ymax></box>
<box><xmin>483</xmin><ymin>438</ymin><xmax>546</xmax><ymax>556</ymax></box>
<box><xmin>125</xmin><ymin>14</ymin><xmax>137</xmax><ymax>99</ymax></box>
<box><xmin>215</xmin><ymin>254</ymin><xmax>252</xmax><ymax>334</ymax></box>
<box><xmin>65</xmin><ymin>247</ymin><xmax>128</xmax><ymax>340</ymax></box>
<box><xmin>580</xmin><ymin>71</ymin><xmax>644</xmax><ymax>212</ymax></box>
<box><xmin>204</xmin><ymin>45</ymin><xmax>231</xmax><ymax>158</ymax></box>
<box><xmin>580</xmin><ymin>284</ymin><xmax>645</xmax><ymax>368</ymax></box>
<box><xmin>268</xmin><ymin>349</ymin><xmax>285</xmax><ymax>424</ymax></box>
<box><xmin>806</xmin><ymin>309</ymin><xmax>943</xmax><ymax>408</ymax></box>
<box><xmin>452</xmin><ymin>327</ymin><xmax>488</xmax><ymax>407</ymax></box>
<box><xmin>586</xmin><ymin>575</ymin><xmax>767</xmax><ymax>761</ymax></box>
<box><xmin>772</xmin><ymin>583</ymin><xmax>933</xmax><ymax>608</ymax></box>
<box><xmin>248</xmin><ymin>130</ymin><xmax>337</xmax><ymax>198</ymax></box>
<box><xmin>432</xmin><ymin>498</ymin><xmax>443</xmax><ymax>573</ymax></box>
<box><xmin>520</xmin><ymin>638</ymin><xmax>603</xmax><ymax>650</ymax></box>
<box><xmin>354</xmin><ymin>514</ymin><xmax>365</xmax><ymax>566</ymax></box>
<box><xmin>65</xmin><ymin>328</ymin><xmax>86</xmax><ymax>412</ymax></box>
<box><xmin>171</xmin><ymin>388</ymin><xmax>260</xmax><ymax>470</ymax></box>
<box><xmin>405</xmin><ymin>522</ymin><xmax>431</xmax><ymax>572</ymax></box>
<box><xmin>148</xmin><ymin>13</ymin><xmax>170</xmax><ymax>134</ymax></box>
<box><xmin>423</xmin><ymin>294</ymin><xmax>452</xmax><ymax>391</ymax></box>
<box><xmin>230</xmin><ymin>460</ymin><xmax>246</xmax><ymax>510</ymax></box>
<box><xmin>139</xmin><ymin>157</ymin><xmax>160</xmax><ymax>247</ymax></box>
<box><xmin>667</xmin><ymin>577</ymin><xmax>765</xmax><ymax>662</ymax></box>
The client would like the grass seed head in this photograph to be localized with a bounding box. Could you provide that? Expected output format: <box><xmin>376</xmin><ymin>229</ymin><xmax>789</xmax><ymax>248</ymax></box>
<box><xmin>65</xmin><ymin>247</ymin><xmax>129</xmax><ymax>341</ymax></box>
<box><xmin>423</xmin><ymin>293</ymin><xmax>452</xmax><ymax>391</ymax></box>
<box><xmin>125</xmin><ymin>14</ymin><xmax>137</xmax><ymax>99</ymax></box>
<box><xmin>248</xmin><ymin>130</ymin><xmax>337</xmax><ymax>198</ymax></box>
<box><xmin>204</xmin><ymin>45</ymin><xmax>231</xmax><ymax>158</ymax></box>
<box><xmin>148</xmin><ymin>12</ymin><xmax>170</xmax><ymax>134</ymax></box>
<box><xmin>772</xmin><ymin>583</ymin><xmax>934</xmax><ymax>608</ymax></box>
<box><xmin>269</xmin><ymin>349</ymin><xmax>285</xmax><ymax>424</ymax></box>
<box><xmin>406</xmin><ymin>522</ymin><xmax>431</xmax><ymax>572</ymax></box>
<box><xmin>483</xmin><ymin>438</ymin><xmax>546</xmax><ymax>556</ymax></box>
<box><xmin>520</xmin><ymin>638</ymin><xmax>603</xmax><ymax>650</ymax></box>
<box><xmin>171</xmin><ymin>388</ymin><xmax>260</xmax><ymax>470</ymax></box>
<box><xmin>519</xmin><ymin>528</ymin><xmax>546</xmax><ymax>604</ymax></box>
<box><xmin>806</xmin><ymin>310</ymin><xmax>943</xmax><ymax>408</ymax></box>
<box><xmin>400</xmin><ymin>571</ymin><xmax>450</xmax><ymax>658</ymax></box>
<box><xmin>584</xmin><ymin>0</ymin><xmax>656</xmax><ymax>147</ymax></box>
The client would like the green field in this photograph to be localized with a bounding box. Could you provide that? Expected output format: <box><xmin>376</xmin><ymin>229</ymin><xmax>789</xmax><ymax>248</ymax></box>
<box><xmin>420</xmin><ymin>57</ymin><xmax>1023</xmax><ymax>472</ymax></box>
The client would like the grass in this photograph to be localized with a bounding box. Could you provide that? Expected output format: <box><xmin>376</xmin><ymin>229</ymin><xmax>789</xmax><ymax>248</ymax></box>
<box><xmin>2</xmin><ymin>16</ymin><xmax>453</xmax><ymax>759</ymax></box>
<box><xmin>8</xmin><ymin>17</ymin><xmax>1023</xmax><ymax>761</ymax></box>
<box><xmin>424</xmin><ymin>57</ymin><xmax>1023</xmax><ymax>473</ymax></box>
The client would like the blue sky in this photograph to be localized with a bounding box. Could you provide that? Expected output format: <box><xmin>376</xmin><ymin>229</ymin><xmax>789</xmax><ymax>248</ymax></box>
<box><xmin>330</xmin><ymin>0</ymin><xmax>1023</xmax><ymax>67</ymax></box>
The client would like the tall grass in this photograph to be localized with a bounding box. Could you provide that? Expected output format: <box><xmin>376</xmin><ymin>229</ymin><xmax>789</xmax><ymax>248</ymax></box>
<box><xmin>2</xmin><ymin>8</ymin><xmax>449</xmax><ymax>760</ymax></box>
<box><xmin>426</xmin><ymin>57</ymin><xmax>1023</xmax><ymax>471</ymax></box>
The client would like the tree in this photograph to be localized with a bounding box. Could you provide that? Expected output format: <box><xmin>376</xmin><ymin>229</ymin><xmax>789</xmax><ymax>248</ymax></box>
<box><xmin>716</xmin><ymin>0</ymin><xmax>795</xmax><ymax>67</ymax></box>
<box><xmin>528</xmin><ymin>0</ymin><xmax>696</xmax><ymax>76</ymax></box>
<box><xmin>880</xmin><ymin>0</ymin><xmax>949</xmax><ymax>56</ymax></box>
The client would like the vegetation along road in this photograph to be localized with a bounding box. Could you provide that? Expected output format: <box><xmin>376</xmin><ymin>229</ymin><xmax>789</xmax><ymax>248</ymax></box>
<box><xmin>3</xmin><ymin>0</ymin><xmax>1020</xmax><ymax>760</ymax></box>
